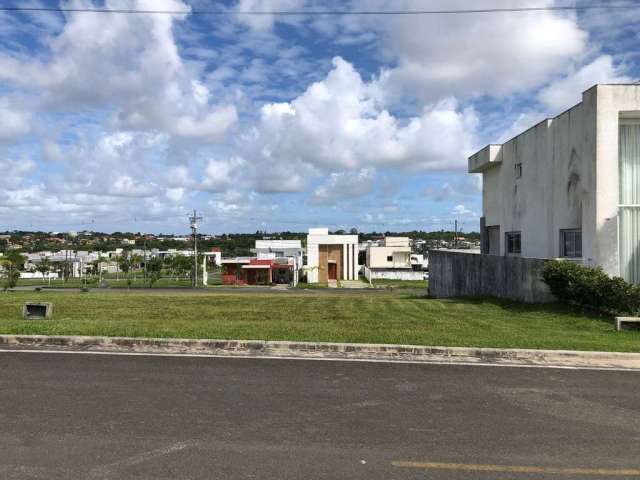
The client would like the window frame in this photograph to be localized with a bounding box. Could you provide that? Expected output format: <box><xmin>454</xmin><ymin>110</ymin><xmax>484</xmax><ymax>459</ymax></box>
<box><xmin>505</xmin><ymin>231</ymin><xmax>522</xmax><ymax>255</ymax></box>
<box><xmin>514</xmin><ymin>163</ymin><xmax>522</xmax><ymax>179</ymax></box>
<box><xmin>559</xmin><ymin>229</ymin><xmax>582</xmax><ymax>258</ymax></box>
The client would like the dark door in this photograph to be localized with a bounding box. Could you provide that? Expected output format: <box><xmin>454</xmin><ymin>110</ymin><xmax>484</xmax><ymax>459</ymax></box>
<box><xmin>328</xmin><ymin>263</ymin><xmax>337</xmax><ymax>280</ymax></box>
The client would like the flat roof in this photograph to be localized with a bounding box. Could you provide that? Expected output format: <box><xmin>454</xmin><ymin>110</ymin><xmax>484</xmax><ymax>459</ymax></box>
<box><xmin>470</xmin><ymin>83</ymin><xmax>640</xmax><ymax>159</ymax></box>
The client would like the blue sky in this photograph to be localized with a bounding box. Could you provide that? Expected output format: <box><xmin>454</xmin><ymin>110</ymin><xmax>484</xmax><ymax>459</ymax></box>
<box><xmin>0</xmin><ymin>0</ymin><xmax>638</xmax><ymax>235</ymax></box>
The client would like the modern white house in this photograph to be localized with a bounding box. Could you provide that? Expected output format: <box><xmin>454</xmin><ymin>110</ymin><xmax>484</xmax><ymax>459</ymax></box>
<box><xmin>364</xmin><ymin>237</ymin><xmax>424</xmax><ymax>280</ymax></box>
<box><xmin>469</xmin><ymin>83</ymin><xmax>640</xmax><ymax>284</ymax></box>
<box><xmin>305</xmin><ymin>228</ymin><xmax>359</xmax><ymax>283</ymax></box>
<box><xmin>254</xmin><ymin>239</ymin><xmax>304</xmax><ymax>286</ymax></box>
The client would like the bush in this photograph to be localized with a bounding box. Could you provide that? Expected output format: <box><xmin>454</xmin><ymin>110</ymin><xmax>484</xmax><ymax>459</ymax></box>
<box><xmin>542</xmin><ymin>261</ymin><xmax>640</xmax><ymax>315</ymax></box>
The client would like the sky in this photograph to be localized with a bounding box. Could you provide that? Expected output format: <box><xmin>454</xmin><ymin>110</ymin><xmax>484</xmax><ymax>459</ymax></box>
<box><xmin>0</xmin><ymin>0</ymin><xmax>638</xmax><ymax>235</ymax></box>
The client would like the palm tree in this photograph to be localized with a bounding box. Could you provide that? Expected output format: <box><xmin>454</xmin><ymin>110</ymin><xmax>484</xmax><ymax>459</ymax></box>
<box><xmin>130</xmin><ymin>254</ymin><xmax>143</xmax><ymax>283</ymax></box>
<box><xmin>36</xmin><ymin>257</ymin><xmax>51</xmax><ymax>286</ymax></box>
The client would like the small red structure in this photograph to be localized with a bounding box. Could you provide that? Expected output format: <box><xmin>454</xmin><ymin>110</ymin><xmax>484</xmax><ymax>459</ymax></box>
<box><xmin>221</xmin><ymin>258</ymin><xmax>293</xmax><ymax>286</ymax></box>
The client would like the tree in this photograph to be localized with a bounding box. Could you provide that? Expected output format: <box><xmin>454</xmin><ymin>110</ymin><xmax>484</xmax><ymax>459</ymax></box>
<box><xmin>36</xmin><ymin>257</ymin><xmax>51</xmax><ymax>279</ymax></box>
<box><xmin>169</xmin><ymin>255</ymin><xmax>191</xmax><ymax>280</ymax></box>
<box><xmin>146</xmin><ymin>257</ymin><xmax>163</xmax><ymax>287</ymax></box>
<box><xmin>1</xmin><ymin>251</ymin><xmax>25</xmax><ymax>292</ymax></box>
<box><xmin>118</xmin><ymin>254</ymin><xmax>132</xmax><ymax>287</ymax></box>
<box><xmin>129</xmin><ymin>254</ymin><xmax>143</xmax><ymax>282</ymax></box>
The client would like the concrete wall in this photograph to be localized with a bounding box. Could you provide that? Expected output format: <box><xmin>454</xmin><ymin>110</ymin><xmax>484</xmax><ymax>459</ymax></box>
<box><xmin>472</xmin><ymin>84</ymin><xmax>640</xmax><ymax>279</ymax></box>
<box><xmin>429</xmin><ymin>250</ymin><xmax>554</xmax><ymax>303</ymax></box>
<box><xmin>369</xmin><ymin>269</ymin><xmax>424</xmax><ymax>281</ymax></box>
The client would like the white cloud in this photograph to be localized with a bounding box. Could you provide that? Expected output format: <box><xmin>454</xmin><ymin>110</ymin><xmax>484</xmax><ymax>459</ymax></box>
<box><xmin>109</xmin><ymin>175</ymin><xmax>159</xmax><ymax>198</ymax></box>
<box><xmin>312</xmin><ymin>168</ymin><xmax>375</xmax><ymax>203</ymax></box>
<box><xmin>0</xmin><ymin>157</ymin><xmax>36</xmax><ymax>187</ymax></box>
<box><xmin>201</xmin><ymin>156</ymin><xmax>246</xmax><ymax>193</ymax></box>
<box><xmin>452</xmin><ymin>204</ymin><xmax>474</xmax><ymax>216</ymax></box>
<box><xmin>165</xmin><ymin>187</ymin><xmax>185</xmax><ymax>202</ymax></box>
<box><xmin>538</xmin><ymin>55</ymin><xmax>631</xmax><ymax>111</ymax></box>
<box><xmin>0</xmin><ymin>98</ymin><xmax>31</xmax><ymax>141</ymax></box>
<box><xmin>0</xmin><ymin>0</ymin><xmax>236</xmax><ymax>141</ymax></box>
<box><xmin>245</xmin><ymin>56</ymin><xmax>478</xmax><ymax>193</ymax></box>
<box><xmin>236</xmin><ymin>0</ymin><xmax>305</xmax><ymax>32</ymax></box>
<box><xmin>367</xmin><ymin>0</ymin><xmax>588</xmax><ymax>104</ymax></box>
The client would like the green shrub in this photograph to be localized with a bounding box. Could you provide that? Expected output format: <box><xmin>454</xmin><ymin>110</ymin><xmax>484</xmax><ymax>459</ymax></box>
<box><xmin>542</xmin><ymin>261</ymin><xmax>640</xmax><ymax>315</ymax></box>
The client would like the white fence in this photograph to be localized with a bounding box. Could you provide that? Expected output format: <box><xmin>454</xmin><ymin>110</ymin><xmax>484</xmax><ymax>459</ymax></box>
<box><xmin>20</xmin><ymin>272</ymin><xmax>60</xmax><ymax>279</ymax></box>
<box><xmin>364</xmin><ymin>266</ymin><xmax>424</xmax><ymax>281</ymax></box>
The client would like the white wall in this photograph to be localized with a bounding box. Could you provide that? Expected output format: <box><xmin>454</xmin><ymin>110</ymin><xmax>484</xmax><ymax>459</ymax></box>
<box><xmin>474</xmin><ymin>84</ymin><xmax>640</xmax><ymax>278</ymax></box>
<box><xmin>369</xmin><ymin>269</ymin><xmax>424</xmax><ymax>281</ymax></box>
<box><xmin>366</xmin><ymin>246</ymin><xmax>412</xmax><ymax>269</ymax></box>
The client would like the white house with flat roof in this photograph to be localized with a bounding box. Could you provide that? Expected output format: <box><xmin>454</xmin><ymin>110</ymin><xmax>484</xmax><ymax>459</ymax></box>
<box><xmin>469</xmin><ymin>84</ymin><xmax>640</xmax><ymax>284</ymax></box>
<box><xmin>254</xmin><ymin>239</ymin><xmax>303</xmax><ymax>286</ymax></box>
<box><xmin>305</xmin><ymin>228</ymin><xmax>358</xmax><ymax>284</ymax></box>
<box><xmin>364</xmin><ymin>237</ymin><xmax>424</xmax><ymax>281</ymax></box>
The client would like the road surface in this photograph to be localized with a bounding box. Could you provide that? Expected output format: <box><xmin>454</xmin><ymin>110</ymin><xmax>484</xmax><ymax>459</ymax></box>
<box><xmin>1</xmin><ymin>351</ymin><xmax>639</xmax><ymax>479</ymax></box>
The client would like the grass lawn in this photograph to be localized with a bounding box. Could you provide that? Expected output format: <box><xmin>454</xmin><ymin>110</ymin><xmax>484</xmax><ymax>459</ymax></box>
<box><xmin>17</xmin><ymin>277</ymin><xmax>202</xmax><ymax>288</ymax></box>
<box><xmin>0</xmin><ymin>290</ymin><xmax>638</xmax><ymax>352</ymax></box>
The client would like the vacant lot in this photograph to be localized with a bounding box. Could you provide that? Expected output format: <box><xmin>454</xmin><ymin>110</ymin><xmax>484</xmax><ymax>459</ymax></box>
<box><xmin>0</xmin><ymin>290</ymin><xmax>638</xmax><ymax>352</ymax></box>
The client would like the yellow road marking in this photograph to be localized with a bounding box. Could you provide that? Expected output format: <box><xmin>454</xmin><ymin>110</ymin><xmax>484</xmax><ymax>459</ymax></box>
<box><xmin>392</xmin><ymin>461</ymin><xmax>640</xmax><ymax>477</ymax></box>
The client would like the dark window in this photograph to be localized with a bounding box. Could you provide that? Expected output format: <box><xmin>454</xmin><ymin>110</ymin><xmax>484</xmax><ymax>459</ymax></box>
<box><xmin>275</xmin><ymin>251</ymin><xmax>284</xmax><ymax>258</ymax></box>
<box><xmin>505</xmin><ymin>232</ymin><xmax>521</xmax><ymax>255</ymax></box>
<box><xmin>386</xmin><ymin>256</ymin><xmax>393</xmax><ymax>262</ymax></box>
<box><xmin>560</xmin><ymin>229</ymin><xmax>582</xmax><ymax>258</ymax></box>
<box><xmin>515</xmin><ymin>163</ymin><xmax>522</xmax><ymax>179</ymax></box>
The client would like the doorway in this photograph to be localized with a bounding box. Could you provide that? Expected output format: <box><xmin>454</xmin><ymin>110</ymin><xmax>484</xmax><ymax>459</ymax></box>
<box><xmin>328</xmin><ymin>262</ymin><xmax>337</xmax><ymax>280</ymax></box>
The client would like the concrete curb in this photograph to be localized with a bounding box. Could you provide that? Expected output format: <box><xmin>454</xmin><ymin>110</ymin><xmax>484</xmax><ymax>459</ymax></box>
<box><xmin>1</xmin><ymin>334</ymin><xmax>640</xmax><ymax>369</ymax></box>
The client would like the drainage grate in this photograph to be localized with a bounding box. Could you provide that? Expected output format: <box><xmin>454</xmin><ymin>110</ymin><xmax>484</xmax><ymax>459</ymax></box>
<box><xmin>22</xmin><ymin>302</ymin><xmax>53</xmax><ymax>319</ymax></box>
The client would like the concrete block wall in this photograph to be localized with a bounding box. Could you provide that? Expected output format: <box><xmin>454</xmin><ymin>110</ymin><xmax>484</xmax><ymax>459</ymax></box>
<box><xmin>428</xmin><ymin>250</ymin><xmax>555</xmax><ymax>303</ymax></box>
<box><xmin>369</xmin><ymin>269</ymin><xmax>424</xmax><ymax>281</ymax></box>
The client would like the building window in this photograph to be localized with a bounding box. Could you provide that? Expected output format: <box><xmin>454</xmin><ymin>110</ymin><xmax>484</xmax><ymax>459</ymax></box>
<box><xmin>515</xmin><ymin>163</ymin><xmax>522</xmax><ymax>179</ymax></box>
<box><xmin>505</xmin><ymin>232</ymin><xmax>521</xmax><ymax>255</ymax></box>
<box><xmin>560</xmin><ymin>229</ymin><xmax>582</xmax><ymax>258</ymax></box>
<box><xmin>386</xmin><ymin>255</ymin><xmax>393</xmax><ymax>262</ymax></box>
<box><xmin>274</xmin><ymin>251</ymin><xmax>284</xmax><ymax>258</ymax></box>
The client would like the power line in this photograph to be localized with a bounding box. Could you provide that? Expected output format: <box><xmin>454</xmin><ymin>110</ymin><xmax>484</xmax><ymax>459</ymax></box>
<box><xmin>1</xmin><ymin>4</ymin><xmax>638</xmax><ymax>16</ymax></box>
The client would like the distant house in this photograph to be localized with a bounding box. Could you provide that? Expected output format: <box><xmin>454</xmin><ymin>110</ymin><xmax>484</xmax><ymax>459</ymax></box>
<box><xmin>469</xmin><ymin>83</ymin><xmax>640</xmax><ymax>284</ymax></box>
<box><xmin>254</xmin><ymin>240</ymin><xmax>303</xmax><ymax>286</ymax></box>
<box><xmin>365</xmin><ymin>237</ymin><xmax>424</xmax><ymax>281</ymax></box>
<box><xmin>220</xmin><ymin>257</ymin><xmax>295</xmax><ymax>286</ymax></box>
<box><xmin>306</xmin><ymin>228</ymin><xmax>359</xmax><ymax>284</ymax></box>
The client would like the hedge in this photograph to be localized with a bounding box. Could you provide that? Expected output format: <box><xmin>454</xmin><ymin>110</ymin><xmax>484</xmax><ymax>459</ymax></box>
<box><xmin>542</xmin><ymin>260</ymin><xmax>640</xmax><ymax>316</ymax></box>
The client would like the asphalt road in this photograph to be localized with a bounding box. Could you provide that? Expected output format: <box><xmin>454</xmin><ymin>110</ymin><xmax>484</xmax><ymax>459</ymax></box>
<box><xmin>1</xmin><ymin>352</ymin><xmax>640</xmax><ymax>480</ymax></box>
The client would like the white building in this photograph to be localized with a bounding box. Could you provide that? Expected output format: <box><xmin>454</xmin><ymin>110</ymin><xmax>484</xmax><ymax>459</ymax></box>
<box><xmin>305</xmin><ymin>228</ymin><xmax>359</xmax><ymax>283</ymax></box>
<box><xmin>469</xmin><ymin>84</ymin><xmax>640</xmax><ymax>284</ymax></box>
<box><xmin>364</xmin><ymin>237</ymin><xmax>424</xmax><ymax>281</ymax></box>
<box><xmin>255</xmin><ymin>239</ymin><xmax>303</xmax><ymax>286</ymax></box>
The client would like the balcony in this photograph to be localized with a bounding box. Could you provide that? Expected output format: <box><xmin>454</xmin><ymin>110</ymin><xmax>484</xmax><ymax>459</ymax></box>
<box><xmin>468</xmin><ymin>144</ymin><xmax>503</xmax><ymax>173</ymax></box>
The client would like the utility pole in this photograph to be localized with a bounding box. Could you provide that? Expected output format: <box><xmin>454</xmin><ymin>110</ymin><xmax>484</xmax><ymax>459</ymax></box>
<box><xmin>454</xmin><ymin>220</ymin><xmax>458</xmax><ymax>249</ymax></box>
<box><xmin>143</xmin><ymin>237</ymin><xmax>148</xmax><ymax>284</ymax></box>
<box><xmin>188</xmin><ymin>210</ymin><xmax>203</xmax><ymax>288</ymax></box>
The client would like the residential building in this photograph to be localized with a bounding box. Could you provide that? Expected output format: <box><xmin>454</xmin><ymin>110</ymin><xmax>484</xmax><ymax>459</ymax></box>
<box><xmin>254</xmin><ymin>239</ymin><xmax>303</xmax><ymax>286</ymax></box>
<box><xmin>306</xmin><ymin>228</ymin><xmax>359</xmax><ymax>283</ymax></box>
<box><xmin>469</xmin><ymin>84</ymin><xmax>640</xmax><ymax>283</ymax></box>
<box><xmin>364</xmin><ymin>237</ymin><xmax>424</xmax><ymax>280</ymax></box>
<box><xmin>220</xmin><ymin>257</ymin><xmax>295</xmax><ymax>286</ymax></box>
